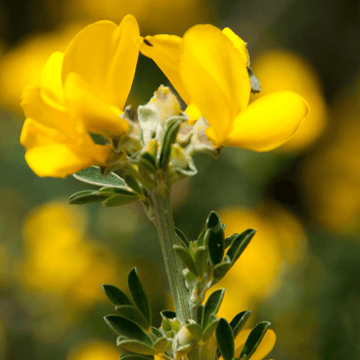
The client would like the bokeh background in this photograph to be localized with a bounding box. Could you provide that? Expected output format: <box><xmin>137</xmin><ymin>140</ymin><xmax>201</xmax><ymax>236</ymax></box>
<box><xmin>1</xmin><ymin>0</ymin><xmax>360</xmax><ymax>359</ymax></box>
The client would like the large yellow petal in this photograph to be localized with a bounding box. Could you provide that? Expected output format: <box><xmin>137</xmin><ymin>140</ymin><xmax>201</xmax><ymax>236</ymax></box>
<box><xmin>62</xmin><ymin>15</ymin><xmax>139</xmax><ymax>110</ymax></box>
<box><xmin>222</xmin><ymin>27</ymin><xmax>249</xmax><ymax>65</ymax></box>
<box><xmin>21</xmin><ymin>86</ymin><xmax>78</xmax><ymax>138</ymax></box>
<box><xmin>40</xmin><ymin>51</ymin><xmax>65</xmax><ymax>108</ymax></box>
<box><xmin>138</xmin><ymin>34</ymin><xmax>191</xmax><ymax>104</ymax></box>
<box><xmin>226</xmin><ymin>91</ymin><xmax>309</xmax><ymax>151</ymax></box>
<box><xmin>64</xmin><ymin>72</ymin><xmax>130</xmax><ymax>137</ymax></box>
<box><xmin>234</xmin><ymin>329</ymin><xmax>276</xmax><ymax>360</ymax></box>
<box><xmin>180</xmin><ymin>24</ymin><xmax>250</xmax><ymax>144</ymax></box>
<box><xmin>21</xmin><ymin>119</ymin><xmax>110</xmax><ymax>178</ymax></box>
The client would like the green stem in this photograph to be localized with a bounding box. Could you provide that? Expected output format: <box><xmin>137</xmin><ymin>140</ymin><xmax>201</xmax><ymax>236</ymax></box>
<box><xmin>150</xmin><ymin>190</ymin><xmax>194</xmax><ymax>325</ymax></box>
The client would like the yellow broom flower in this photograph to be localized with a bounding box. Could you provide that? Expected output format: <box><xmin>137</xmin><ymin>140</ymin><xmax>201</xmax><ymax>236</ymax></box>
<box><xmin>20</xmin><ymin>15</ymin><xmax>139</xmax><ymax>177</ymax></box>
<box><xmin>139</xmin><ymin>24</ymin><xmax>309</xmax><ymax>152</ymax></box>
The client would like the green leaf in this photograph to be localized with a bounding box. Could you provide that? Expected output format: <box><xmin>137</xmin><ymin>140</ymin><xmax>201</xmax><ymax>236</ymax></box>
<box><xmin>73</xmin><ymin>166</ymin><xmax>126</xmax><ymax>188</ymax></box>
<box><xmin>197</xmin><ymin>229</ymin><xmax>208</xmax><ymax>247</ymax></box>
<box><xmin>104</xmin><ymin>193</ymin><xmax>139</xmax><ymax>207</ymax></box>
<box><xmin>202</xmin><ymin>289</ymin><xmax>225</xmax><ymax>329</ymax></box>
<box><xmin>186</xmin><ymin>323</ymin><xmax>203</xmax><ymax>342</ymax></box>
<box><xmin>202</xmin><ymin>317</ymin><xmax>220</xmax><ymax>343</ymax></box>
<box><xmin>194</xmin><ymin>246</ymin><xmax>208</xmax><ymax>280</ymax></box>
<box><xmin>68</xmin><ymin>190</ymin><xmax>108</xmax><ymax>205</ymax></box>
<box><xmin>230</xmin><ymin>311</ymin><xmax>252</xmax><ymax>339</ymax></box>
<box><xmin>196</xmin><ymin>305</ymin><xmax>204</xmax><ymax>326</ymax></box>
<box><xmin>115</xmin><ymin>305</ymin><xmax>149</xmax><ymax>330</ymax></box>
<box><xmin>206</xmin><ymin>212</ymin><xmax>225</xmax><ymax>266</ymax></box>
<box><xmin>216</xmin><ymin>319</ymin><xmax>234</xmax><ymax>360</ymax></box>
<box><xmin>102</xmin><ymin>284</ymin><xmax>132</xmax><ymax>306</ymax></box>
<box><xmin>139</xmin><ymin>153</ymin><xmax>158</xmax><ymax>174</ymax></box>
<box><xmin>160</xmin><ymin>310</ymin><xmax>177</xmax><ymax>319</ymax></box>
<box><xmin>119</xmin><ymin>355</ymin><xmax>153</xmax><ymax>360</ymax></box>
<box><xmin>212</xmin><ymin>262</ymin><xmax>231</xmax><ymax>281</ymax></box>
<box><xmin>104</xmin><ymin>315</ymin><xmax>153</xmax><ymax>345</ymax></box>
<box><xmin>128</xmin><ymin>268</ymin><xmax>152</xmax><ymax>325</ymax></box>
<box><xmin>151</xmin><ymin>327</ymin><xmax>163</xmax><ymax>339</ymax></box>
<box><xmin>226</xmin><ymin>229</ymin><xmax>256</xmax><ymax>266</ymax></box>
<box><xmin>153</xmin><ymin>337</ymin><xmax>168</xmax><ymax>354</ymax></box>
<box><xmin>224</xmin><ymin>233</ymin><xmax>239</xmax><ymax>249</ymax></box>
<box><xmin>159</xmin><ymin>119</ymin><xmax>182</xmax><ymax>168</ymax></box>
<box><xmin>116</xmin><ymin>339</ymin><xmax>155</xmax><ymax>355</ymax></box>
<box><xmin>173</xmin><ymin>245</ymin><xmax>198</xmax><ymax>277</ymax></box>
<box><xmin>124</xmin><ymin>174</ymin><xmax>142</xmax><ymax>194</ymax></box>
<box><xmin>239</xmin><ymin>321</ymin><xmax>271</xmax><ymax>359</ymax></box>
<box><xmin>175</xmin><ymin>227</ymin><xmax>190</xmax><ymax>248</ymax></box>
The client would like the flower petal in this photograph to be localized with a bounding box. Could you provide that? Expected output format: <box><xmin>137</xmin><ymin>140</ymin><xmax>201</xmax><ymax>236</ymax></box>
<box><xmin>185</xmin><ymin>102</ymin><xmax>202</xmax><ymax>124</ymax></box>
<box><xmin>21</xmin><ymin>119</ymin><xmax>110</xmax><ymax>178</ymax></box>
<box><xmin>139</xmin><ymin>34</ymin><xmax>191</xmax><ymax>104</ymax></box>
<box><xmin>234</xmin><ymin>329</ymin><xmax>276</xmax><ymax>360</ymax></box>
<box><xmin>40</xmin><ymin>51</ymin><xmax>65</xmax><ymax>108</ymax></box>
<box><xmin>21</xmin><ymin>86</ymin><xmax>78</xmax><ymax>138</ymax></box>
<box><xmin>222</xmin><ymin>27</ymin><xmax>249</xmax><ymax>65</ymax></box>
<box><xmin>226</xmin><ymin>91</ymin><xmax>310</xmax><ymax>151</ymax></box>
<box><xmin>62</xmin><ymin>15</ymin><xmax>139</xmax><ymax>110</ymax></box>
<box><xmin>64</xmin><ymin>72</ymin><xmax>130</xmax><ymax>137</ymax></box>
<box><xmin>180</xmin><ymin>24</ymin><xmax>250</xmax><ymax>144</ymax></box>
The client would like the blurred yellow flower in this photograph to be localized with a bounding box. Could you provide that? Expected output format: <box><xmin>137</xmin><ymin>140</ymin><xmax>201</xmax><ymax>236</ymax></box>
<box><xmin>212</xmin><ymin>202</ymin><xmax>307</xmax><ymax>320</ymax></box>
<box><xmin>67</xmin><ymin>340</ymin><xmax>119</xmax><ymax>360</ymax></box>
<box><xmin>20</xmin><ymin>15</ymin><xmax>139</xmax><ymax>178</ymax></box>
<box><xmin>251</xmin><ymin>51</ymin><xmax>328</xmax><ymax>152</ymax></box>
<box><xmin>63</xmin><ymin>0</ymin><xmax>211</xmax><ymax>35</ymax></box>
<box><xmin>302</xmin><ymin>78</ymin><xmax>360</xmax><ymax>232</ymax></box>
<box><xmin>139</xmin><ymin>25</ymin><xmax>309</xmax><ymax>152</ymax></box>
<box><xmin>20</xmin><ymin>200</ymin><xmax>118</xmax><ymax>306</ymax></box>
<box><xmin>0</xmin><ymin>22</ymin><xmax>85</xmax><ymax>112</ymax></box>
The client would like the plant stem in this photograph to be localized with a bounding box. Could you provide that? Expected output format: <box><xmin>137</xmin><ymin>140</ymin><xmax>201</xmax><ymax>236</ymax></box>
<box><xmin>150</xmin><ymin>190</ymin><xmax>193</xmax><ymax>324</ymax></box>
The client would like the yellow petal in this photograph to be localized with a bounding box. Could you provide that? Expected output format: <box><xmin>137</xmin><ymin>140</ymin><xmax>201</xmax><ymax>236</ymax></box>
<box><xmin>139</xmin><ymin>34</ymin><xmax>191</xmax><ymax>104</ymax></box>
<box><xmin>180</xmin><ymin>24</ymin><xmax>250</xmax><ymax>144</ymax></box>
<box><xmin>64</xmin><ymin>72</ymin><xmax>130</xmax><ymax>137</ymax></box>
<box><xmin>40</xmin><ymin>51</ymin><xmax>65</xmax><ymax>108</ymax></box>
<box><xmin>222</xmin><ymin>27</ymin><xmax>249</xmax><ymax>65</ymax></box>
<box><xmin>21</xmin><ymin>86</ymin><xmax>78</xmax><ymax>138</ymax></box>
<box><xmin>226</xmin><ymin>91</ymin><xmax>310</xmax><ymax>151</ymax></box>
<box><xmin>62</xmin><ymin>15</ymin><xmax>139</xmax><ymax>110</ymax></box>
<box><xmin>21</xmin><ymin>119</ymin><xmax>110</xmax><ymax>178</ymax></box>
<box><xmin>234</xmin><ymin>329</ymin><xmax>276</xmax><ymax>360</ymax></box>
<box><xmin>185</xmin><ymin>102</ymin><xmax>202</xmax><ymax>124</ymax></box>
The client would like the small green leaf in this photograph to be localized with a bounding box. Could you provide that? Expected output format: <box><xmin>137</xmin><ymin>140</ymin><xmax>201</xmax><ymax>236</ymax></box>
<box><xmin>104</xmin><ymin>315</ymin><xmax>153</xmax><ymax>345</ymax></box>
<box><xmin>224</xmin><ymin>233</ymin><xmax>239</xmax><ymax>249</ymax></box>
<box><xmin>226</xmin><ymin>229</ymin><xmax>256</xmax><ymax>266</ymax></box>
<box><xmin>139</xmin><ymin>153</ymin><xmax>158</xmax><ymax>173</ymax></box>
<box><xmin>151</xmin><ymin>327</ymin><xmax>163</xmax><ymax>339</ymax></box>
<box><xmin>104</xmin><ymin>193</ymin><xmax>139</xmax><ymax>207</ymax></box>
<box><xmin>173</xmin><ymin>245</ymin><xmax>198</xmax><ymax>277</ymax></box>
<box><xmin>160</xmin><ymin>310</ymin><xmax>177</xmax><ymax>319</ymax></box>
<box><xmin>73</xmin><ymin>166</ymin><xmax>126</xmax><ymax>188</ymax></box>
<box><xmin>68</xmin><ymin>190</ymin><xmax>108</xmax><ymax>205</ymax></box>
<box><xmin>212</xmin><ymin>262</ymin><xmax>231</xmax><ymax>281</ymax></box>
<box><xmin>230</xmin><ymin>311</ymin><xmax>252</xmax><ymax>339</ymax></box>
<box><xmin>239</xmin><ymin>321</ymin><xmax>271</xmax><ymax>359</ymax></box>
<box><xmin>115</xmin><ymin>305</ymin><xmax>149</xmax><ymax>330</ymax></box>
<box><xmin>194</xmin><ymin>246</ymin><xmax>208</xmax><ymax>280</ymax></box>
<box><xmin>186</xmin><ymin>323</ymin><xmax>203</xmax><ymax>342</ymax></box>
<box><xmin>124</xmin><ymin>174</ymin><xmax>142</xmax><ymax>194</ymax></box>
<box><xmin>153</xmin><ymin>337</ymin><xmax>168</xmax><ymax>354</ymax></box>
<box><xmin>119</xmin><ymin>355</ymin><xmax>153</xmax><ymax>360</ymax></box>
<box><xmin>116</xmin><ymin>339</ymin><xmax>155</xmax><ymax>355</ymax></box>
<box><xmin>197</xmin><ymin>305</ymin><xmax>204</xmax><ymax>325</ymax></box>
<box><xmin>102</xmin><ymin>284</ymin><xmax>132</xmax><ymax>306</ymax></box>
<box><xmin>216</xmin><ymin>319</ymin><xmax>234</xmax><ymax>360</ymax></box>
<box><xmin>159</xmin><ymin>119</ymin><xmax>182</xmax><ymax>168</ymax></box>
<box><xmin>202</xmin><ymin>289</ymin><xmax>225</xmax><ymax>329</ymax></box>
<box><xmin>128</xmin><ymin>268</ymin><xmax>152</xmax><ymax>325</ymax></box>
<box><xmin>175</xmin><ymin>227</ymin><xmax>190</xmax><ymax>248</ymax></box>
<box><xmin>206</xmin><ymin>212</ymin><xmax>225</xmax><ymax>266</ymax></box>
<box><xmin>202</xmin><ymin>317</ymin><xmax>220</xmax><ymax>343</ymax></box>
<box><xmin>197</xmin><ymin>229</ymin><xmax>208</xmax><ymax>247</ymax></box>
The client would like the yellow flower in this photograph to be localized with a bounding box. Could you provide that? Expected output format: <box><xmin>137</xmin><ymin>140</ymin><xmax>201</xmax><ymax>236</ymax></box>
<box><xmin>67</xmin><ymin>340</ymin><xmax>120</xmax><ymax>360</ymax></box>
<box><xmin>20</xmin><ymin>15</ymin><xmax>140</xmax><ymax>178</ymax></box>
<box><xmin>251</xmin><ymin>51</ymin><xmax>328</xmax><ymax>152</ymax></box>
<box><xmin>139</xmin><ymin>25</ymin><xmax>309</xmax><ymax>152</ymax></box>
